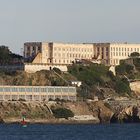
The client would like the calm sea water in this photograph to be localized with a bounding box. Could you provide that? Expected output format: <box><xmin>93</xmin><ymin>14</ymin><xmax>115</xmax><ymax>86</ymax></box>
<box><xmin>0</xmin><ymin>123</ymin><xmax>139</xmax><ymax>140</ymax></box>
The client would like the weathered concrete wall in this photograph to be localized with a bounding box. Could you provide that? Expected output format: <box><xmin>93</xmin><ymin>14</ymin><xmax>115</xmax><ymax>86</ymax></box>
<box><xmin>24</xmin><ymin>63</ymin><xmax>68</xmax><ymax>73</ymax></box>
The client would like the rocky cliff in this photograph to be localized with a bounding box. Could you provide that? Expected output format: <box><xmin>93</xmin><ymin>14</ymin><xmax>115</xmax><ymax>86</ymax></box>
<box><xmin>0</xmin><ymin>100</ymin><xmax>138</xmax><ymax>124</ymax></box>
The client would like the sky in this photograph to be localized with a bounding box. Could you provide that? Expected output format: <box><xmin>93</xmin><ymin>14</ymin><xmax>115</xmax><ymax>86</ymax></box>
<box><xmin>0</xmin><ymin>0</ymin><xmax>140</xmax><ymax>54</ymax></box>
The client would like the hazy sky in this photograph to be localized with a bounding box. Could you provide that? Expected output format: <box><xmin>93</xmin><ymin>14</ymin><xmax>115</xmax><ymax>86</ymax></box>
<box><xmin>0</xmin><ymin>0</ymin><xmax>140</xmax><ymax>54</ymax></box>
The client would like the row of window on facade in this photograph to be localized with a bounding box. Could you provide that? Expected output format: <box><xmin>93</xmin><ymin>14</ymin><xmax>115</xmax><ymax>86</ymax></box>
<box><xmin>97</xmin><ymin>47</ymin><xmax>109</xmax><ymax>52</ymax></box>
<box><xmin>53</xmin><ymin>59</ymin><xmax>72</xmax><ymax>64</ymax></box>
<box><xmin>111</xmin><ymin>51</ymin><xmax>134</xmax><ymax>57</ymax></box>
<box><xmin>53</xmin><ymin>53</ymin><xmax>93</xmax><ymax>59</ymax></box>
<box><xmin>54</xmin><ymin>47</ymin><xmax>93</xmax><ymax>52</ymax></box>
<box><xmin>111</xmin><ymin>47</ymin><xmax>140</xmax><ymax>52</ymax></box>
<box><xmin>110</xmin><ymin>59</ymin><xmax>119</xmax><ymax>65</ymax></box>
<box><xmin>0</xmin><ymin>95</ymin><xmax>76</xmax><ymax>101</ymax></box>
<box><xmin>26</xmin><ymin>46</ymin><xmax>41</xmax><ymax>52</ymax></box>
<box><xmin>0</xmin><ymin>87</ymin><xmax>76</xmax><ymax>93</ymax></box>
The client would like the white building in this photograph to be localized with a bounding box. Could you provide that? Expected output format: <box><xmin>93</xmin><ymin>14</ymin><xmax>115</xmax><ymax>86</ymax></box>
<box><xmin>0</xmin><ymin>86</ymin><xmax>77</xmax><ymax>101</ymax></box>
<box><xmin>24</xmin><ymin>42</ymin><xmax>140</xmax><ymax>72</ymax></box>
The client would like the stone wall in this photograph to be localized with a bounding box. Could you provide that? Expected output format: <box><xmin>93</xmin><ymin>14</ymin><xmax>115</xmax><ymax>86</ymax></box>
<box><xmin>24</xmin><ymin>63</ymin><xmax>68</xmax><ymax>73</ymax></box>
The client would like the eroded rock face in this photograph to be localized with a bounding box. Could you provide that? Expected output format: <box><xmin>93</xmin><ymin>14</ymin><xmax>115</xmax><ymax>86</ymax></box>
<box><xmin>0</xmin><ymin>116</ymin><xmax>4</xmax><ymax>123</ymax></box>
<box><xmin>87</xmin><ymin>101</ymin><xmax>114</xmax><ymax>123</ymax></box>
<box><xmin>110</xmin><ymin>106</ymin><xmax>140</xmax><ymax>123</ymax></box>
<box><xmin>0</xmin><ymin>101</ymin><xmax>53</xmax><ymax>120</ymax></box>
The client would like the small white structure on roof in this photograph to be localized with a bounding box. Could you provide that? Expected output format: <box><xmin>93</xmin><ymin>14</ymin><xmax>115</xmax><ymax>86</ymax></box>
<box><xmin>71</xmin><ymin>81</ymin><xmax>82</xmax><ymax>87</ymax></box>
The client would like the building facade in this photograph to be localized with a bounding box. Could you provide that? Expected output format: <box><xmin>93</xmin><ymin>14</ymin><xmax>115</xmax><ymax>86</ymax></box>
<box><xmin>0</xmin><ymin>86</ymin><xmax>77</xmax><ymax>101</ymax></box>
<box><xmin>24</xmin><ymin>42</ymin><xmax>94</xmax><ymax>65</ymax></box>
<box><xmin>109</xmin><ymin>43</ymin><xmax>140</xmax><ymax>65</ymax></box>
<box><xmin>24</xmin><ymin>42</ymin><xmax>140</xmax><ymax>72</ymax></box>
<box><xmin>93</xmin><ymin>43</ymin><xmax>140</xmax><ymax>66</ymax></box>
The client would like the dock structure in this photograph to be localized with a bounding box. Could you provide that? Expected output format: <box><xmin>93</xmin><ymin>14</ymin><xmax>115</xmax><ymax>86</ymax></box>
<box><xmin>0</xmin><ymin>86</ymin><xmax>77</xmax><ymax>101</ymax></box>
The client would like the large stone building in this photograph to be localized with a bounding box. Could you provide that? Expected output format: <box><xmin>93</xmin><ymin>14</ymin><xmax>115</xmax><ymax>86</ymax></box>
<box><xmin>94</xmin><ymin>43</ymin><xmax>140</xmax><ymax>66</ymax></box>
<box><xmin>24</xmin><ymin>42</ymin><xmax>140</xmax><ymax>72</ymax></box>
<box><xmin>24</xmin><ymin>42</ymin><xmax>94</xmax><ymax>64</ymax></box>
<box><xmin>24</xmin><ymin>42</ymin><xmax>95</xmax><ymax>72</ymax></box>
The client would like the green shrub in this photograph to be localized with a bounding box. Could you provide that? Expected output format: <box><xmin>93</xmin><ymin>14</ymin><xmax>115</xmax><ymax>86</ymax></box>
<box><xmin>116</xmin><ymin>63</ymin><xmax>134</xmax><ymax>75</ymax></box>
<box><xmin>52</xmin><ymin>108</ymin><xmax>74</xmax><ymax>119</ymax></box>
<box><xmin>115</xmin><ymin>80</ymin><xmax>131</xmax><ymax>95</ymax></box>
<box><xmin>130</xmin><ymin>52</ymin><xmax>140</xmax><ymax>57</ymax></box>
<box><xmin>53</xmin><ymin>67</ymin><xmax>62</xmax><ymax>75</ymax></box>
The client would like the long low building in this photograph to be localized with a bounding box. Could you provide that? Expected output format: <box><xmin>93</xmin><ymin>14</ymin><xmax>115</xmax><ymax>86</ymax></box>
<box><xmin>0</xmin><ymin>86</ymin><xmax>77</xmax><ymax>101</ymax></box>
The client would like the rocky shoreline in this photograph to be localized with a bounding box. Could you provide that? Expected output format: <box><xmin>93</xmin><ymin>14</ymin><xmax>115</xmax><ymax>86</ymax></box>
<box><xmin>3</xmin><ymin>118</ymin><xmax>99</xmax><ymax>124</ymax></box>
<box><xmin>0</xmin><ymin>101</ymin><xmax>140</xmax><ymax>124</ymax></box>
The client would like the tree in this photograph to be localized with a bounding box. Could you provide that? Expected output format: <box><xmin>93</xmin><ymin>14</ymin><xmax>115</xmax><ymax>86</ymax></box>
<box><xmin>130</xmin><ymin>52</ymin><xmax>140</xmax><ymax>57</ymax></box>
<box><xmin>52</xmin><ymin>108</ymin><xmax>74</xmax><ymax>119</ymax></box>
<box><xmin>115</xmin><ymin>80</ymin><xmax>131</xmax><ymax>95</ymax></box>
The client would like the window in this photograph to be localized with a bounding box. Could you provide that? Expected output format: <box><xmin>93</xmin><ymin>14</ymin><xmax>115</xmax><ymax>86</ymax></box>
<box><xmin>38</xmin><ymin>46</ymin><xmax>41</xmax><ymax>51</ymax></box>
<box><xmin>12</xmin><ymin>87</ymin><xmax>18</xmax><ymax>92</ymax></box>
<box><xmin>41</xmin><ymin>88</ymin><xmax>47</xmax><ymax>92</ymax></box>
<box><xmin>33</xmin><ymin>88</ymin><xmax>40</xmax><ymax>93</ymax></box>
<box><xmin>33</xmin><ymin>46</ymin><xmax>35</xmax><ymax>51</ymax></box>
<box><xmin>48</xmin><ymin>88</ymin><xmax>54</xmax><ymax>92</ymax></box>
<box><xmin>26</xmin><ymin>88</ymin><xmax>32</xmax><ymax>92</ymax></box>
<box><xmin>26</xmin><ymin>95</ymin><xmax>32</xmax><ymax>100</ymax></box>
<box><xmin>27</xmin><ymin>46</ymin><xmax>30</xmax><ymax>51</ymax></box>
<box><xmin>105</xmin><ymin>51</ymin><xmax>108</xmax><ymax>56</ymax></box>
<box><xmin>0</xmin><ymin>87</ymin><xmax>3</xmax><ymax>92</ymax></box>
<box><xmin>62</xmin><ymin>88</ymin><xmax>69</xmax><ymax>92</ymax></box>
<box><xmin>62</xmin><ymin>95</ymin><xmax>68</xmax><ymax>100</ymax></box>
<box><xmin>55</xmin><ymin>88</ymin><xmax>61</xmax><ymax>92</ymax></box>
<box><xmin>19</xmin><ymin>95</ymin><xmax>25</xmax><ymax>99</ymax></box>
<box><xmin>19</xmin><ymin>88</ymin><xmax>25</xmax><ymax>92</ymax></box>
<box><xmin>4</xmin><ymin>87</ymin><xmax>10</xmax><ymax>92</ymax></box>
<box><xmin>69</xmin><ymin>88</ymin><xmax>76</xmax><ymax>93</ymax></box>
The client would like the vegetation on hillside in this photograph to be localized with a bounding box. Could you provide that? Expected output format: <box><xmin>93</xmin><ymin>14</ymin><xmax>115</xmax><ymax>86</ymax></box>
<box><xmin>51</xmin><ymin>108</ymin><xmax>74</xmax><ymax>119</ymax></box>
<box><xmin>0</xmin><ymin>45</ymin><xmax>23</xmax><ymax>65</ymax></box>
<box><xmin>0</xmin><ymin>45</ymin><xmax>138</xmax><ymax>99</ymax></box>
<box><xmin>68</xmin><ymin>63</ymin><xmax>131</xmax><ymax>98</ymax></box>
<box><xmin>116</xmin><ymin>52</ymin><xmax>140</xmax><ymax>79</ymax></box>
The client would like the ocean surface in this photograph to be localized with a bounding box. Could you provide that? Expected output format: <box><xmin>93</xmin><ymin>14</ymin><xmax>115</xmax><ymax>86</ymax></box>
<box><xmin>0</xmin><ymin>123</ymin><xmax>140</xmax><ymax>140</ymax></box>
